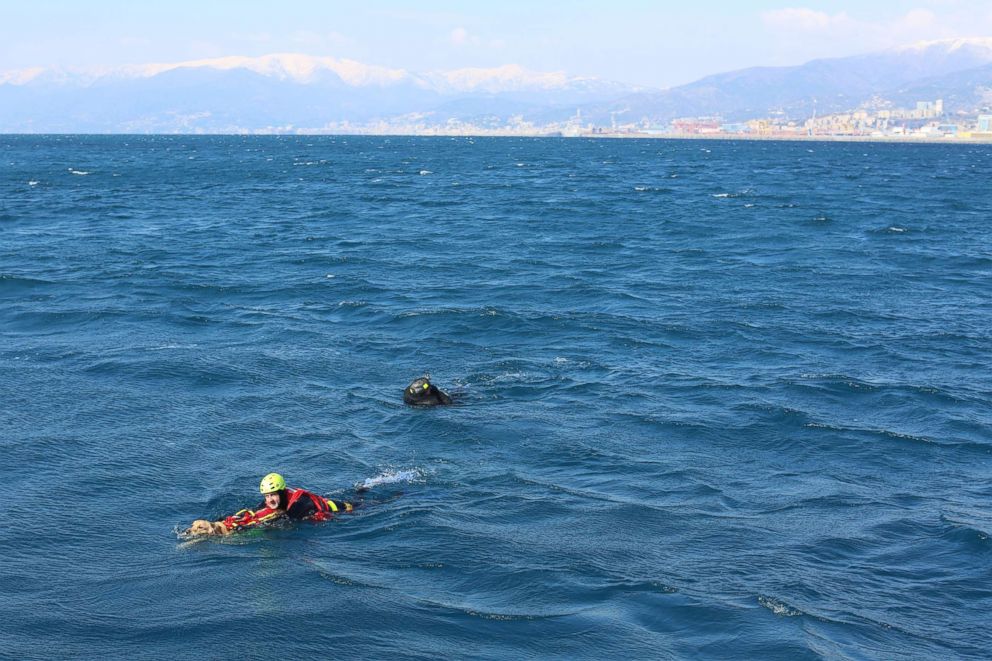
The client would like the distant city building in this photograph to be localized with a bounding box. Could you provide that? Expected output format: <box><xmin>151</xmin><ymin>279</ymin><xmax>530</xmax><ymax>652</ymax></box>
<box><xmin>915</xmin><ymin>99</ymin><xmax>944</xmax><ymax>118</ymax></box>
<box><xmin>670</xmin><ymin>117</ymin><xmax>722</xmax><ymax>134</ymax></box>
<box><xmin>372</xmin><ymin>95</ymin><xmax>992</xmax><ymax>141</ymax></box>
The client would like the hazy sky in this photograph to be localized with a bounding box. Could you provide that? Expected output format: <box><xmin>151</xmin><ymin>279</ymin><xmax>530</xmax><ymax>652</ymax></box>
<box><xmin>3</xmin><ymin>1</ymin><xmax>992</xmax><ymax>88</ymax></box>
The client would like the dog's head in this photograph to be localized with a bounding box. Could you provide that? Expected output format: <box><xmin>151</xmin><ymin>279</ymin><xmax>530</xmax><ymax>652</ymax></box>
<box><xmin>187</xmin><ymin>519</ymin><xmax>217</xmax><ymax>536</ymax></box>
<box><xmin>404</xmin><ymin>377</ymin><xmax>435</xmax><ymax>402</ymax></box>
<box><xmin>403</xmin><ymin>376</ymin><xmax>451</xmax><ymax>405</ymax></box>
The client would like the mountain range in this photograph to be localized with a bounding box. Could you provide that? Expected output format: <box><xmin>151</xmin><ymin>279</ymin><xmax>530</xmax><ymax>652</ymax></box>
<box><xmin>2</xmin><ymin>38</ymin><xmax>991</xmax><ymax>133</ymax></box>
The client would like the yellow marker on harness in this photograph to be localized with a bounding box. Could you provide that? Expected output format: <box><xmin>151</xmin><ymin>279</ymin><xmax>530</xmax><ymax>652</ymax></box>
<box><xmin>326</xmin><ymin>499</ymin><xmax>339</xmax><ymax>512</ymax></box>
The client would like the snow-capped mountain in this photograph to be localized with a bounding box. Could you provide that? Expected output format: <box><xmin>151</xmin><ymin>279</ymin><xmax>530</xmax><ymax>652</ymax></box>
<box><xmin>0</xmin><ymin>54</ymin><xmax>639</xmax><ymax>132</ymax></box>
<box><xmin>2</xmin><ymin>39</ymin><xmax>991</xmax><ymax>132</ymax></box>
<box><xmin>891</xmin><ymin>36</ymin><xmax>992</xmax><ymax>58</ymax></box>
<box><xmin>0</xmin><ymin>53</ymin><xmax>632</xmax><ymax>94</ymax></box>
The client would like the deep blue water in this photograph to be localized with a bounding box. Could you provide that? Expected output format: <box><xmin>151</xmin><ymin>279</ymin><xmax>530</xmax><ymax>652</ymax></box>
<box><xmin>2</xmin><ymin>135</ymin><xmax>990</xmax><ymax>660</ymax></box>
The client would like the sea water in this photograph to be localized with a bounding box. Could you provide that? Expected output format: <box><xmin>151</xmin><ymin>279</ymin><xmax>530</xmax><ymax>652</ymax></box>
<box><xmin>1</xmin><ymin>135</ymin><xmax>990</xmax><ymax>660</ymax></box>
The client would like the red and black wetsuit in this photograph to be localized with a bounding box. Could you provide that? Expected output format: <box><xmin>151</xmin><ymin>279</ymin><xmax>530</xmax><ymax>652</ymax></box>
<box><xmin>221</xmin><ymin>487</ymin><xmax>353</xmax><ymax>532</ymax></box>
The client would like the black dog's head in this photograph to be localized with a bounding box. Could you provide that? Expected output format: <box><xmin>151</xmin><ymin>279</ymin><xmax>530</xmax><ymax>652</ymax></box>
<box><xmin>403</xmin><ymin>377</ymin><xmax>452</xmax><ymax>406</ymax></box>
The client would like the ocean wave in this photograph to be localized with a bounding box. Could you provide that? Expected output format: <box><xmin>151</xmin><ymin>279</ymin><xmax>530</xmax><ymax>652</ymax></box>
<box><xmin>802</xmin><ymin>421</ymin><xmax>938</xmax><ymax>446</ymax></box>
<box><xmin>711</xmin><ymin>188</ymin><xmax>755</xmax><ymax>199</ymax></box>
<box><xmin>0</xmin><ymin>274</ymin><xmax>55</xmax><ymax>292</ymax></box>
<box><xmin>939</xmin><ymin>512</ymin><xmax>991</xmax><ymax>545</ymax></box>
<box><xmin>757</xmin><ymin>595</ymin><xmax>804</xmax><ymax>617</ymax></box>
<box><xmin>5</xmin><ymin>136</ymin><xmax>990</xmax><ymax>660</ymax></box>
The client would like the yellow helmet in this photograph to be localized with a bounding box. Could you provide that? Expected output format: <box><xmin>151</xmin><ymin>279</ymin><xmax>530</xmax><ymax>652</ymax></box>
<box><xmin>259</xmin><ymin>473</ymin><xmax>286</xmax><ymax>494</ymax></box>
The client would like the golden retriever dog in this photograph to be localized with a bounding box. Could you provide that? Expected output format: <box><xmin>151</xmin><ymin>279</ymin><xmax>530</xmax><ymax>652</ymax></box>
<box><xmin>185</xmin><ymin>519</ymin><xmax>232</xmax><ymax>536</ymax></box>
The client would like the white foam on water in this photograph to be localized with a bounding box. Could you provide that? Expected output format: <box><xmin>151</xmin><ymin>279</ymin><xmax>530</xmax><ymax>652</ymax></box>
<box><xmin>887</xmin><ymin>226</ymin><xmax>907</xmax><ymax>233</ymax></box>
<box><xmin>758</xmin><ymin>595</ymin><xmax>803</xmax><ymax>617</ymax></box>
<box><xmin>358</xmin><ymin>468</ymin><xmax>423</xmax><ymax>490</ymax></box>
<box><xmin>28</xmin><ymin>180</ymin><xmax>39</xmax><ymax>186</ymax></box>
<box><xmin>491</xmin><ymin>371</ymin><xmax>526</xmax><ymax>383</ymax></box>
<box><xmin>68</xmin><ymin>169</ymin><xmax>89</xmax><ymax>175</ymax></box>
<box><xmin>419</xmin><ymin>169</ymin><xmax>432</xmax><ymax>175</ymax></box>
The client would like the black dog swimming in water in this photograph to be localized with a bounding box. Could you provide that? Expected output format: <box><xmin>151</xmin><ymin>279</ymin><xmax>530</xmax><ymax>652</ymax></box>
<box><xmin>403</xmin><ymin>376</ymin><xmax>453</xmax><ymax>406</ymax></box>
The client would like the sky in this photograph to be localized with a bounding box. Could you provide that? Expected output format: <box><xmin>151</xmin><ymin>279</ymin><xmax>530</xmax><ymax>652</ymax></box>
<box><xmin>3</xmin><ymin>1</ymin><xmax>992</xmax><ymax>88</ymax></box>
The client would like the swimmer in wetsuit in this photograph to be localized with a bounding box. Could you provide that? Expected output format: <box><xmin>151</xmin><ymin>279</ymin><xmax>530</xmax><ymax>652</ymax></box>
<box><xmin>185</xmin><ymin>473</ymin><xmax>355</xmax><ymax>536</ymax></box>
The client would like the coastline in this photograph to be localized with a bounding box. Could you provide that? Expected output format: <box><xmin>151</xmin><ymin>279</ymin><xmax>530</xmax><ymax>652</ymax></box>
<box><xmin>594</xmin><ymin>132</ymin><xmax>992</xmax><ymax>144</ymax></box>
<box><xmin>4</xmin><ymin>131</ymin><xmax>992</xmax><ymax>144</ymax></box>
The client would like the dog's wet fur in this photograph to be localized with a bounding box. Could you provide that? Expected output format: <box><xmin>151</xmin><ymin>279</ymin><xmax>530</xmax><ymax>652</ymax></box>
<box><xmin>403</xmin><ymin>376</ymin><xmax>453</xmax><ymax>406</ymax></box>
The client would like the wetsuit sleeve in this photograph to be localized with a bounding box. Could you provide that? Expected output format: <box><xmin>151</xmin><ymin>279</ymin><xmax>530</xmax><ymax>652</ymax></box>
<box><xmin>284</xmin><ymin>491</ymin><xmax>355</xmax><ymax>521</ymax></box>
<box><xmin>221</xmin><ymin>506</ymin><xmax>282</xmax><ymax>531</ymax></box>
<box><xmin>286</xmin><ymin>495</ymin><xmax>320</xmax><ymax>520</ymax></box>
<box><xmin>324</xmin><ymin>499</ymin><xmax>354</xmax><ymax>514</ymax></box>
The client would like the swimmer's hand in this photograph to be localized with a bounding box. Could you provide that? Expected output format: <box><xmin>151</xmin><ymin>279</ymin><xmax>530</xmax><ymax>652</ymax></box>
<box><xmin>185</xmin><ymin>520</ymin><xmax>231</xmax><ymax>536</ymax></box>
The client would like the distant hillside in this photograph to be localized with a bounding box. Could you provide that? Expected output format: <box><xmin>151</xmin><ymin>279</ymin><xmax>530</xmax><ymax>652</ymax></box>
<box><xmin>2</xmin><ymin>39</ymin><xmax>991</xmax><ymax>132</ymax></box>
<box><xmin>884</xmin><ymin>63</ymin><xmax>992</xmax><ymax>112</ymax></box>
<box><xmin>577</xmin><ymin>37</ymin><xmax>992</xmax><ymax>124</ymax></box>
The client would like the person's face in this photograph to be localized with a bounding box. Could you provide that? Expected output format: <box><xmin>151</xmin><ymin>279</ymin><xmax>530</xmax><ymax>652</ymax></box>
<box><xmin>264</xmin><ymin>491</ymin><xmax>281</xmax><ymax>509</ymax></box>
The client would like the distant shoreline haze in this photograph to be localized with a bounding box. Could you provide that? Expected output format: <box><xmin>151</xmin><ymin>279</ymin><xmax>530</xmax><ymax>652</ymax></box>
<box><xmin>2</xmin><ymin>133</ymin><xmax>991</xmax><ymax>144</ymax></box>
<box><xmin>1</xmin><ymin>38</ymin><xmax>991</xmax><ymax>135</ymax></box>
